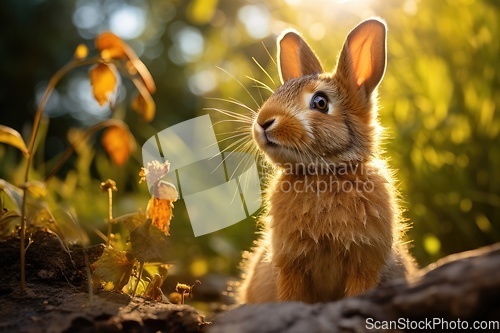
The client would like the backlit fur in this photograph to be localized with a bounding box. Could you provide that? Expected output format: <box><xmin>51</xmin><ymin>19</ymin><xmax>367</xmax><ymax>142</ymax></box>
<box><xmin>238</xmin><ymin>19</ymin><xmax>416</xmax><ymax>304</ymax></box>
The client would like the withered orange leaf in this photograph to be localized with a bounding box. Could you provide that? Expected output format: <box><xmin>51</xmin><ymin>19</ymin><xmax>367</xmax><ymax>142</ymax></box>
<box><xmin>95</xmin><ymin>32</ymin><xmax>127</xmax><ymax>59</ymax></box>
<box><xmin>89</xmin><ymin>63</ymin><xmax>119</xmax><ymax>106</ymax></box>
<box><xmin>101</xmin><ymin>125</ymin><xmax>136</xmax><ymax>166</ymax></box>
<box><xmin>93</xmin><ymin>247</ymin><xmax>134</xmax><ymax>292</ymax></box>
<box><xmin>96</xmin><ymin>32</ymin><xmax>156</xmax><ymax>94</ymax></box>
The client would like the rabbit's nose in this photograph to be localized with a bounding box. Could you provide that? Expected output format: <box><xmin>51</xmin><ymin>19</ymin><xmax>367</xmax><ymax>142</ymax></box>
<box><xmin>259</xmin><ymin>119</ymin><xmax>275</xmax><ymax>130</ymax></box>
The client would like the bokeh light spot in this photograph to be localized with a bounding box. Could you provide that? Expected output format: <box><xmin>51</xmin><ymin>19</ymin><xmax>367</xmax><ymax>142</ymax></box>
<box><xmin>238</xmin><ymin>5</ymin><xmax>270</xmax><ymax>39</ymax></box>
<box><xmin>109</xmin><ymin>6</ymin><xmax>146</xmax><ymax>39</ymax></box>
<box><xmin>423</xmin><ymin>234</ymin><xmax>441</xmax><ymax>255</ymax></box>
<box><xmin>169</xmin><ymin>26</ymin><xmax>205</xmax><ymax>64</ymax></box>
<box><xmin>188</xmin><ymin>70</ymin><xmax>217</xmax><ymax>96</ymax></box>
<box><xmin>73</xmin><ymin>4</ymin><xmax>104</xmax><ymax>30</ymax></box>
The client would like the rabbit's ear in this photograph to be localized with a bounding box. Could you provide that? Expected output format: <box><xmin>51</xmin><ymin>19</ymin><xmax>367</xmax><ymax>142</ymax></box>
<box><xmin>278</xmin><ymin>30</ymin><xmax>323</xmax><ymax>84</ymax></box>
<box><xmin>336</xmin><ymin>19</ymin><xmax>387</xmax><ymax>97</ymax></box>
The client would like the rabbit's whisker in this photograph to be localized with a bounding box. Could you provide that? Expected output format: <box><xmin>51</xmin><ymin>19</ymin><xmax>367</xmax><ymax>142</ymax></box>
<box><xmin>252</xmin><ymin>56</ymin><xmax>276</xmax><ymax>87</ymax></box>
<box><xmin>246</xmin><ymin>76</ymin><xmax>274</xmax><ymax>93</ymax></box>
<box><xmin>206</xmin><ymin>107</ymin><xmax>254</xmax><ymax>122</ymax></box>
<box><xmin>216</xmin><ymin>66</ymin><xmax>261</xmax><ymax>110</ymax></box>
<box><xmin>210</xmin><ymin>135</ymin><xmax>253</xmax><ymax>174</ymax></box>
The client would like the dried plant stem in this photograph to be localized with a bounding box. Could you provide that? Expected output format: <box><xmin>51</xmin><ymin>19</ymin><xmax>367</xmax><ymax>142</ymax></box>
<box><xmin>19</xmin><ymin>57</ymin><xmax>100</xmax><ymax>292</ymax></box>
<box><xmin>131</xmin><ymin>262</ymin><xmax>145</xmax><ymax>297</ymax></box>
<box><xmin>106</xmin><ymin>188</ymin><xmax>113</xmax><ymax>247</ymax></box>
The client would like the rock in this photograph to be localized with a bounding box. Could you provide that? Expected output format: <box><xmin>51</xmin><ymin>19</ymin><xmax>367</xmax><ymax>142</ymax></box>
<box><xmin>210</xmin><ymin>243</ymin><xmax>500</xmax><ymax>333</ymax></box>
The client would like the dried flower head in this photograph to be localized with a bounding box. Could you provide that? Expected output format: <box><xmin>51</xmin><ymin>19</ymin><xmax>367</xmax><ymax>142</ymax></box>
<box><xmin>147</xmin><ymin>180</ymin><xmax>178</xmax><ymax>235</ymax></box>
<box><xmin>154</xmin><ymin>180</ymin><xmax>178</xmax><ymax>201</ymax></box>
<box><xmin>74</xmin><ymin>43</ymin><xmax>88</xmax><ymax>60</ymax></box>
<box><xmin>139</xmin><ymin>160</ymin><xmax>171</xmax><ymax>185</ymax></box>
<box><xmin>140</xmin><ymin>161</ymin><xmax>178</xmax><ymax>236</ymax></box>
<box><xmin>175</xmin><ymin>283</ymin><xmax>191</xmax><ymax>295</ymax></box>
<box><xmin>100</xmin><ymin>179</ymin><xmax>118</xmax><ymax>192</ymax></box>
<box><xmin>174</xmin><ymin>280</ymin><xmax>201</xmax><ymax>303</ymax></box>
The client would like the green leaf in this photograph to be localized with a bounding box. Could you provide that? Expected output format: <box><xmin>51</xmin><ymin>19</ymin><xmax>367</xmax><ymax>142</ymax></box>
<box><xmin>93</xmin><ymin>247</ymin><xmax>134</xmax><ymax>292</ymax></box>
<box><xmin>0</xmin><ymin>125</ymin><xmax>28</xmax><ymax>156</ymax></box>
<box><xmin>129</xmin><ymin>219</ymin><xmax>171</xmax><ymax>263</ymax></box>
<box><xmin>23</xmin><ymin>181</ymin><xmax>47</xmax><ymax>198</ymax></box>
<box><xmin>0</xmin><ymin>209</ymin><xmax>21</xmax><ymax>228</ymax></box>
<box><xmin>0</xmin><ymin>179</ymin><xmax>23</xmax><ymax>212</ymax></box>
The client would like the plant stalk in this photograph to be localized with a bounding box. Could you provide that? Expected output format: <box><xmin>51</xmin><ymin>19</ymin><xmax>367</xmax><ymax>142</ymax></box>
<box><xmin>131</xmin><ymin>262</ymin><xmax>145</xmax><ymax>297</ymax></box>
<box><xmin>19</xmin><ymin>57</ymin><xmax>100</xmax><ymax>291</ymax></box>
<box><xmin>106</xmin><ymin>188</ymin><xmax>113</xmax><ymax>247</ymax></box>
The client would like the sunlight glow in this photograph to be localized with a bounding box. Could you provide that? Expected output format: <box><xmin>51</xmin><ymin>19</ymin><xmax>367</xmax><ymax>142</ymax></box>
<box><xmin>284</xmin><ymin>0</ymin><xmax>374</xmax><ymax>6</ymax></box>
<box><xmin>169</xmin><ymin>26</ymin><xmax>205</xmax><ymax>65</ymax></box>
<box><xmin>73</xmin><ymin>5</ymin><xmax>104</xmax><ymax>30</ymax></box>
<box><xmin>237</xmin><ymin>5</ymin><xmax>270</xmax><ymax>39</ymax></box>
<box><xmin>188</xmin><ymin>69</ymin><xmax>217</xmax><ymax>95</ymax></box>
<box><xmin>282</xmin><ymin>0</ymin><xmax>377</xmax><ymax>19</ymax></box>
<box><xmin>271</xmin><ymin>0</ymin><xmax>381</xmax><ymax>41</ymax></box>
<box><xmin>309</xmin><ymin>23</ymin><xmax>326</xmax><ymax>41</ymax></box>
<box><xmin>109</xmin><ymin>6</ymin><xmax>146</xmax><ymax>39</ymax></box>
<box><xmin>72</xmin><ymin>3</ymin><xmax>105</xmax><ymax>38</ymax></box>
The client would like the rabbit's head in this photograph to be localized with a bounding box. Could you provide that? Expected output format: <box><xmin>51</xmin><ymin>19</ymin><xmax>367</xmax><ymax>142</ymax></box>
<box><xmin>253</xmin><ymin>19</ymin><xmax>387</xmax><ymax>172</ymax></box>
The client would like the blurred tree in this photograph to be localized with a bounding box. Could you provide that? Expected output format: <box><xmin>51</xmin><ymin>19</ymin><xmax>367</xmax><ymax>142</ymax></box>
<box><xmin>376</xmin><ymin>0</ymin><xmax>500</xmax><ymax>264</ymax></box>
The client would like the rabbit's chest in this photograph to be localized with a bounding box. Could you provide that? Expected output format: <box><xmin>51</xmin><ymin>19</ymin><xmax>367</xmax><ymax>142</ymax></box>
<box><xmin>269</xmin><ymin>176</ymin><xmax>375</xmax><ymax>241</ymax></box>
<box><xmin>267</xmin><ymin>173</ymin><xmax>393</xmax><ymax>263</ymax></box>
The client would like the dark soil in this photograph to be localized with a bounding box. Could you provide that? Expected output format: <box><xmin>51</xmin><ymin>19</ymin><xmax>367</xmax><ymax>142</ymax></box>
<box><xmin>0</xmin><ymin>230</ymin><xmax>209</xmax><ymax>333</ymax></box>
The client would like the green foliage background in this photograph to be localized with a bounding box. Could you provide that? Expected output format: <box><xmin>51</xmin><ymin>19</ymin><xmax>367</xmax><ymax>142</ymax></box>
<box><xmin>0</xmin><ymin>0</ymin><xmax>498</xmax><ymax>286</ymax></box>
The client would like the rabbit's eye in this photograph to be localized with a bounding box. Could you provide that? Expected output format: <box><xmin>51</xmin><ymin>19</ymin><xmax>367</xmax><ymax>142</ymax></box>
<box><xmin>310</xmin><ymin>93</ymin><xmax>329</xmax><ymax>113</ymax></box>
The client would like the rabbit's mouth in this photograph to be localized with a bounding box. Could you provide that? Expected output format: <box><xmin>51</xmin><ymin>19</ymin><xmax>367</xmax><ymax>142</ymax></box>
<box><xmin>263</xmin><ymin>132</ymin><xmax>279</xmax><ymax>148</ymax></box>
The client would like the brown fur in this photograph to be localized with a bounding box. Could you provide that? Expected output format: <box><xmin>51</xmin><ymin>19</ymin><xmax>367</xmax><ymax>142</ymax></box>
<box><xmin>238</xmin><ymin>19</ymin><xmax>416</xmax><ymax>304</ymax></box>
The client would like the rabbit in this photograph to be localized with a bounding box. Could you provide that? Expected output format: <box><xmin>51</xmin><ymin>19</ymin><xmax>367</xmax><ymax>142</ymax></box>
<box><xmin>238</xmin><ymin>18</ymin><xmax>417</xmax><ymax>304</ymax></box>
